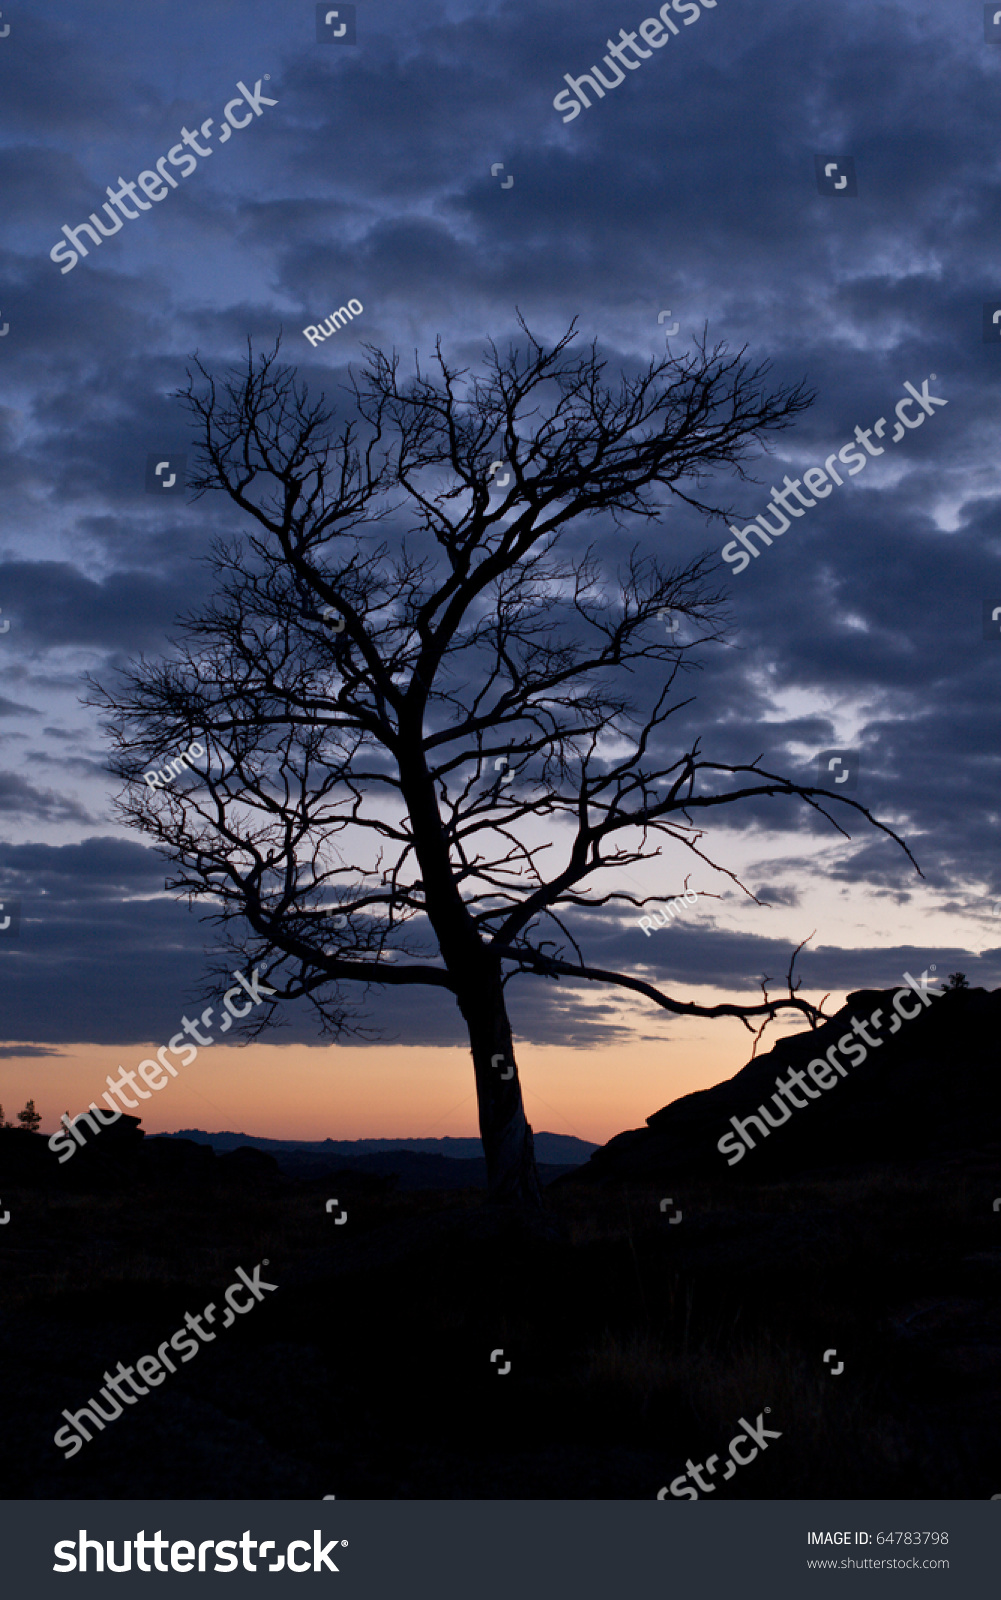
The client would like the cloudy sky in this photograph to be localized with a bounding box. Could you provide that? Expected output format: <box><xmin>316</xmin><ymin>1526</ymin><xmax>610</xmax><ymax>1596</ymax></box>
<box><xmin>0</xmin><ymin>0</ymin><xmax>998</xmax><ymax>1144</ymax></box>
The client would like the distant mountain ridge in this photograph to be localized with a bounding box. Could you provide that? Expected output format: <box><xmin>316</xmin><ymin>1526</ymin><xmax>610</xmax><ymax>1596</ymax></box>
<box><xmin>160</xmin><ymin>1129</ymin><xmax>597</xmax><ymax>1165</ymax></box>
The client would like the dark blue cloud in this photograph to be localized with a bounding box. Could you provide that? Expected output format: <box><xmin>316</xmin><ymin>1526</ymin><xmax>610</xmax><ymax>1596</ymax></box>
<box><xmin>0</xmin><ymin>0</ymin><xmax>996</xmax><ymax>1049</ymax></box>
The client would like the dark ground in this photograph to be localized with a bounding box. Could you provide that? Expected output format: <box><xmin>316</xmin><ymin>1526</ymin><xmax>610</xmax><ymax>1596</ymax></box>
<box><xmin>1</xmin><ymin>986</ymin><xmax>998</xmax><ymax>1500</ymax></box>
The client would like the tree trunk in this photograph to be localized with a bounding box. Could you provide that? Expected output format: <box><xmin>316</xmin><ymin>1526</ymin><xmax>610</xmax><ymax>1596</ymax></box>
<box><xmin>457</xmin><ymin>970</ymin><xmax>542</xmax><ymax>1207</ymax></box>
<box><xmin>399</xmin><ymin>762</ymin><xmax>541</xmax><ymax>1205</ymax></box>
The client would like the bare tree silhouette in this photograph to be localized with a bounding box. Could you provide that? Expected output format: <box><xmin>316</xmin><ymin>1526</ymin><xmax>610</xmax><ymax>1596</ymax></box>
<box><xmin>90</xmin><ymin>321</ymin><xmax>919</xmax><ymax>1205</ymax></box>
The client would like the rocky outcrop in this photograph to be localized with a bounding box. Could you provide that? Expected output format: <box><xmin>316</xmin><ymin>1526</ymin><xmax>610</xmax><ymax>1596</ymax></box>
<box><xmin>568</xmin><ymin>985</ymin><xmax>1001</xmax><ymax>1185</ymax></box>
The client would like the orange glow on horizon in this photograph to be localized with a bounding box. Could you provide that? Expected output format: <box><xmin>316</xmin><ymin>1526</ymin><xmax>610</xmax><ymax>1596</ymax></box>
<box><xmin>0</xmin><ymin>1001</ymin><xmax>833</xmax><ymax>1148</ymax></box>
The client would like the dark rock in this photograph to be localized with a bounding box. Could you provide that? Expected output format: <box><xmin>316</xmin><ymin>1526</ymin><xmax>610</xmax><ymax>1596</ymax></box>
<box><xmin>216</xmin><ymin>1145</ymin><xmax>283</xmax><ymax>1183</ymax></box>
<box><xmin>141</xmin><ymin>1135</ymin><xmax>217</xmax><ymax>1182</ymax></box>
<box><xmin>566</xmin><ymin>985</ymin><xmax>1001</xmax><ymax>1187</ymax></box>
<box><xmin>0</xmin><ymin>1125</ymin><xmax>52</xmax><ymax>1183</ymax></box>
